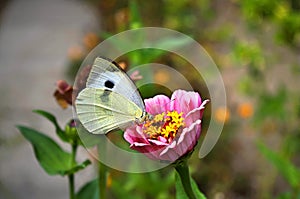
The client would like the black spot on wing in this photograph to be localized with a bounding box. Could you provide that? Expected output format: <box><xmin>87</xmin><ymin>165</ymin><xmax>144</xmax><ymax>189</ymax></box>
<box><xmin>104</xmin><ymin>80</ymin><xmax>115</xmax><ymax>89</ymax></box>
<box><xmin>100</xmin><ymin>89</ymin><xmax>111</xmax><ymax>102</ymax></box>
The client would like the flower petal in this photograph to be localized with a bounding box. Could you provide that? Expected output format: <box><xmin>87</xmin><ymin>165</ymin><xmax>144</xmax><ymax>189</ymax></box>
<box><xmin>124</xmin><ymin>126</ymin><xmax>149</xmax><ymax>145</ymax></box>
<box><xmin>130</xmin><ymin>143</ymin><xmax>163</xmax><ymax>160</ymax></box>
<box><xmin>124</xmin><ymin>126</ymin><xmax>167</xmax><ymax>160</ymax></box>
<box><xmin>185</xmin><ymin>99</ymin><xmax>209</xmax><ymax>126</ymax></box>
<box><xmin>159</xmin><ymin>120</ymin><xmax>201</xmax><ymax>162</ymax></box>
<box><xmin>130</xmin><ymin>142</ymin><xmax>149</xmax><ymax>147</ymax></box>
<box><xmin>145</xmin><ymin>95</ymin><xmax>171</xmax><ymax>115</ymax></box>
<box><xmin>132</xmin><ymin>142</ymin><xmax>166</xmax><ymax>160</ymax></box>
<box><xmin>176</xmin><ymin>120</ymin><xmax>201</xmax><ymax>154</ymax></box>
<box><xmin>170</xmin><ymin>90</ymin><xmax>202</xmax><ymax>117</ymax></box>
<box><xmin>159</xmin><ymin>141</ymin><xmax>179</xmax><ymax>162</ymax></box>
<box><xmin>148</xmin><ymin>139</ymin><xmax>169</xmax><ymax>146</ymax></box>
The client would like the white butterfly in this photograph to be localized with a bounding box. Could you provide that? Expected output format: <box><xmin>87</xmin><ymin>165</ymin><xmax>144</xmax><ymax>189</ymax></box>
<box><xmin>75</xmin><ymin>57</ymin><xmax>149</xmax><ymax>134</ymax></box>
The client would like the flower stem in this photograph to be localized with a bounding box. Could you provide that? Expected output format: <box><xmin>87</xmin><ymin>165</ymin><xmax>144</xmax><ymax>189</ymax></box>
<box><xmin>98</xmin><ymin>161</ymin><xmax>107</xmax><ymax>199</ymax></box>
<box><xmin>174</xmin><ymin>160</ymin><xmax>197</xmax><ymax>199</ymax></box>
<box><xmin>98</xmin><ymin>136</ymin><xmax>107</xmax><ymax>199</ymax></box>
<box><xmin>68</xmin><ymin>174</ymin><xmax>75</xmax><ymax>199</ymax></box>
<box><xmin>69</xmin><ymin>144</ymin><xmax>77</xmax><ymax>199</ymax></box>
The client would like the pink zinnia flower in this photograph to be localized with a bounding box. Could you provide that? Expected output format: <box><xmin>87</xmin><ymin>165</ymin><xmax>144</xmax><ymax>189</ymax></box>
<box><xmin>124</xmin><ymin>89</ymin><xmax>209</xmax><ymax>163</ymax></box>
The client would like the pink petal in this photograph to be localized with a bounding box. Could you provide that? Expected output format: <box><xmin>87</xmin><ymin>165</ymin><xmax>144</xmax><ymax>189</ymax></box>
<box><xmin>124</xmin><ymin>126</ymin><xmax>149</xmax><ymax>145</ymax></box>
<box><xmin>185</xmin><ymin>99</ymin><xmax>209</xmax><ymax>126</ymax></box>
<box><xmin>130</xmin><ymin>141</ymin><xmax>165</xmax><ymax>160</ymax></box>
<box><xmin>130</xmin><ymin>142</ymin><xmax>149</xmax><ymax>147</ymax></box>
<box><xmin>159</xmin><ymin>120</ymin><xmax>201</xmax><ymax>162</ymax></box>
<box><xmin>124</xmin><ymin>126</ymin><xmax>167</xmax><ymax>160</ymax></box>
<box><xmin>170</xmin><ymin>90</ymin><xmax>202</xmax><ymax>117</ymax></box>
<box><xmin>148</xmin><ymin>139</ymin><xmax>169</xmax><ymax>146</ymax></box>
<box><xmin>157</xmin><ymin>136</ymin><xmax>168</xmax><ymax>143</ymax></box>
<box><xmin>176</xmin><ymin>120</ymin><xmax>201</xmax><ymax>154</ymax></box>
<box><xmin>145</xmin><ymin>95</ymin><xmax>171</xmax><ymax>115</ymax></box>
<box><xmin>160</xmin><ymin>141</ymin><xmax>179</xmax><ymax>162</ymax></box>
<box><xmin>130</xmin><ymin>143</ymin><xmax>162</xmax><ymax>160</ymax></box>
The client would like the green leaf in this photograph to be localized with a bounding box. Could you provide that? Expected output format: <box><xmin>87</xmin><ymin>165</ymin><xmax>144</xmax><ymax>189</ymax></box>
<box><xmin>33</xmin><ymin>110</ymin><xmax>68</xmax><ymax>142</ymax></box>
<box><xmin>17</xmin><ymin>125</ymin><xmax>90</xmax><ymax>176</ymax></box>
<box><xmin>64</xmin><ymin>160</ymin><xmax>91</xmax><ymax>175</ymax></box>
<box><xmin>257</xmin><ymin>141</ymin><xmax>300</xmax><ymax>188</ymax></box>
<box><xmin>175</xmin><ymin>173</ymin><xmax>206</xmax><ymax>199</ymax></box>
<box><xmin>76</xmin><ymin>178</ymin><xmax>99</xmax><ymax>199</ymax></box>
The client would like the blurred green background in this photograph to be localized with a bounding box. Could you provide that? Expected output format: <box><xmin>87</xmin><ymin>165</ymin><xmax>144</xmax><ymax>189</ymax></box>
<box><xmin>1</xmin><ymin>0</ymin><xmax>300</xmax><ymax>198</ymax></box>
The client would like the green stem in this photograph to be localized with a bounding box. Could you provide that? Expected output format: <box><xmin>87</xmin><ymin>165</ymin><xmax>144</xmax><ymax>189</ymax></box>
<box><xmin>69</xmin><ymin>144</ymin><xmax>77</xmax><ymax>199</ymax></box>
<box><xmin>292</xmin><ymin>185</ymin><xmax>300</xmax><ymax>199</ymax></box>
<box><xmin>98</xmin><ymin>161</ymin><xmax>107</xmax><ymax>199</ymax></box>
<box><xmin>174</xmin><ymin>160</ymin><xmax>197</xmax><ymax>199</ymax></box>
<box><xmin>98</xmin><ymin>136</ymin><xmax>107</xmax><ymax>199</ymax></box>
<box><xmin>68</xmin><ymin>174</ymin><xmax>75</xmax><ymax>199</ymax></box>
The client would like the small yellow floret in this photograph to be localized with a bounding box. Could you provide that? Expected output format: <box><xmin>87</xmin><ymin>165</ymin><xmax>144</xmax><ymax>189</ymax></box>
<box><xmin>154</xmin><ymin>112</ymin><xmax>165</xmax><ymax>122</ymax></box>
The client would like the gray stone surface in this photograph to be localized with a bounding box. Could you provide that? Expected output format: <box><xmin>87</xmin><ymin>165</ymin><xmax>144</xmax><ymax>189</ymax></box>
<box><xmin>0</xmin><ymin>0</ymin><xmax>98</xmax><ymax>198</ymax></box>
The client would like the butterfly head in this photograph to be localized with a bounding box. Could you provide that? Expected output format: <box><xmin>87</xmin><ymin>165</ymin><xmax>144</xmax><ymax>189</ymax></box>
<box><xmin>135</xmin><ymin>111</ymin><xmax>152</xmax><ymax>124</ymax></box>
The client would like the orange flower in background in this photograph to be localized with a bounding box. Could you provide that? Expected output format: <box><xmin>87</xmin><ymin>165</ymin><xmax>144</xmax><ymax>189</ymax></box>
<box><xmin>117</xmin><ymin>61</ymin><xmax>127</xmax><ymax>70</ymax></box>
<box><xmin>154</xmin><ymin>69</ymin><xmax>170</xmax><ymax>84</ymax></box>
<box><xmin>106</xmin><ymin>173</ymin><xmax>112</xmax><ymax>188</ymax></box>
<box><xmin>68</xmin><ymin>45</ymin><xmax>84</xmax><ymax>61</ymax></box>
<box><xmin>215</xmin><ymin>107</ymin><xmax>230</xmax><ymax>123</ymax></box>
<box><xmin>115</xmin><ymin>8</ymin><xmax>129</xmax><ymax>29</ymax></box>
<box><xmin>83</xmin><ymin>32</ymin><xmax>100</xmax><ymax>50</ymax></box>
<box><xmin>237</xmin><ymin>102</ymin><xmax>253</xmax><ymax>119</ymax></box>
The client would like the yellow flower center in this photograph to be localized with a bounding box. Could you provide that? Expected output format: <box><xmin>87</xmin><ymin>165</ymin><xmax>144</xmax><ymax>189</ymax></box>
<box><xmin>143</xmin><ymin>111</ymin><xmax>184</xmax><ymax>142</ymax></box>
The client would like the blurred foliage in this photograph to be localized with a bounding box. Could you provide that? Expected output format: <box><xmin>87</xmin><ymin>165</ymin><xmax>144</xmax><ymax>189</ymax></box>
<box><xmin>239</xmin><ymin>0</ymin><xmax>300</xmax><ymax>47</ymax></box>
<box><xmin>60</xmin><ymin>0</ymin><xmax>300</xmax><ymax>198</ymax></box>
<box><xmin>258</xmin><ymin>142</ymin><xmax>300</xmax><ymax>189</ymax></box>
<box><xmin>110</xmin><ymin>170</ymin><xmax>174</xmax><ymax>199</ymax></box>
<box><xmin>258</xmin><ymin>142</ymin><xmax>300</xmax><ymax>198</ymax></box>
<box><xmin>76</xmin><ymin>178</ymin><xmax>99</xmax><ymax>199</ymax></box>
<box><xmin>254</xmin><ymin>88</ymin><xmax>287</xmax><ymax>126</ymax></box>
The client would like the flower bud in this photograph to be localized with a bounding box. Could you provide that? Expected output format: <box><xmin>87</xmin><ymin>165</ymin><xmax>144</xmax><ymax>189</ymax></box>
<box><xmin>65</xmin><ymin>119</ymin><xmax>80</xmax><ymax>145</ymax></box>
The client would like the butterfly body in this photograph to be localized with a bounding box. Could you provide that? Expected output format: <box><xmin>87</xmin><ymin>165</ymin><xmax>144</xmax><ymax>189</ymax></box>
<box><xmin>75</xmin><ymin>57</ymin><xmax>148</xmax><ymax>134</ymax></box>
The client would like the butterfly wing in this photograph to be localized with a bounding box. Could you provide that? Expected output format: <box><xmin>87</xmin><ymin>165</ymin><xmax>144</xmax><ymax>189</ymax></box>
<box><xmin>86</xmin><ymin>57</ymin><xmax>145</xmax><ymax>110</ymax></box>
<box><xmin>75</xmin><ymin>87</ymin><xmax>143</xmax><ymax>134</ymax></box>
